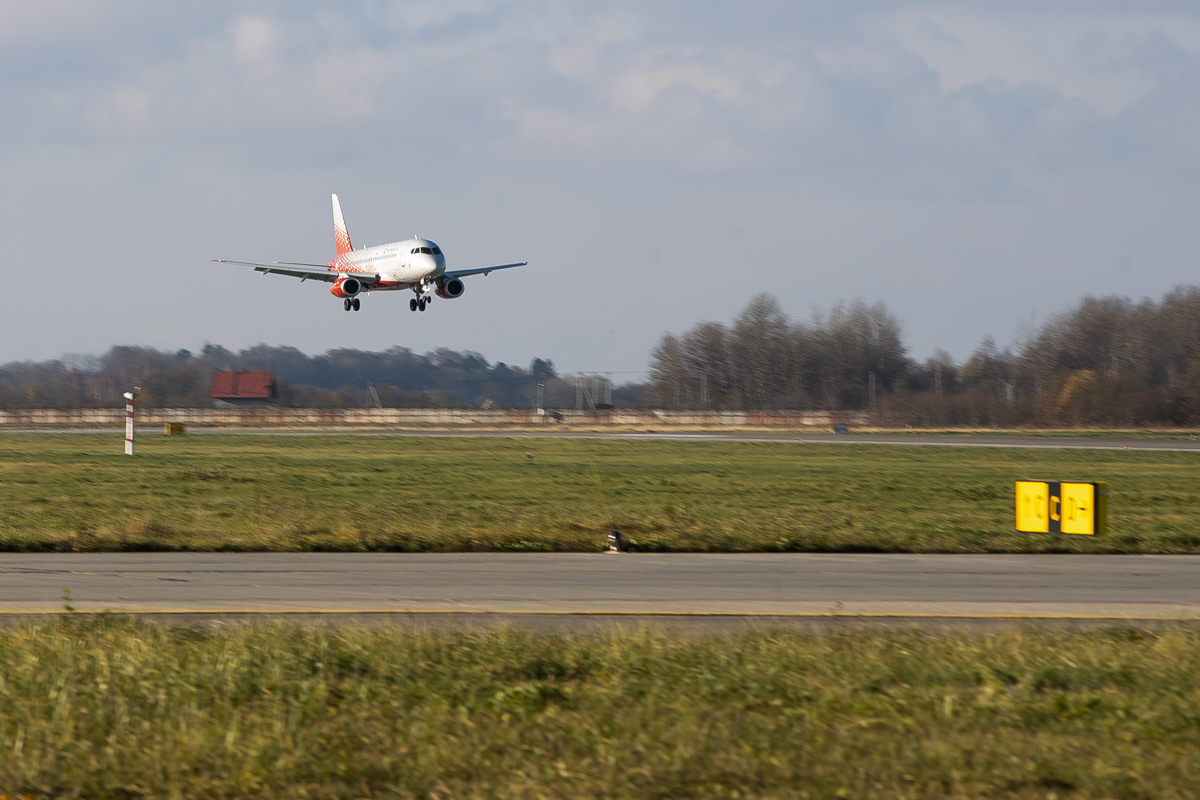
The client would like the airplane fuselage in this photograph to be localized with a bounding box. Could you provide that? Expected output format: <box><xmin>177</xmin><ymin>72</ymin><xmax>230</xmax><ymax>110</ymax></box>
<box><xmin>215</xmin><ymin>193</ymin><xmax>526</xmax><ymax>313</ymax></box>
<box><xmin>331</xmin><ymin>238</ymin><xmax>447</xmax><ymax>291</ymax></box>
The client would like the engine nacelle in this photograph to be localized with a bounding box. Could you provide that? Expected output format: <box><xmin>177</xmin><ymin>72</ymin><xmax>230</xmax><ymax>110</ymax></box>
<box><xmin>331</xmin><ymin>277</ymin><xmax>362</xmax><ymax>298</ymax></box>
<box><xmin>435</xmin><ymin>275</ymin><xmax>465</xmax><ymax>299</ymax></box>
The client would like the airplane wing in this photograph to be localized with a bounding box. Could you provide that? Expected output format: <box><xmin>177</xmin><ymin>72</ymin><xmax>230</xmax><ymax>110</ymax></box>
<box><xmin>213</xmin><ymin>260</ymin><xmax>380</xmax><ymax>284</ymax></box>
<box><xmin>445</xmin><ymin>262</ymin><xmax>528</xmax><ymax>279</ymax></box>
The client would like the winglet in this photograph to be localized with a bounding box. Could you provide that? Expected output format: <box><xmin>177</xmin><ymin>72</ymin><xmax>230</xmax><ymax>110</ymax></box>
<box><xmin>332</xmin><ymin>194</ymin><xmax>353</xmax><ymax>255</ymax></box>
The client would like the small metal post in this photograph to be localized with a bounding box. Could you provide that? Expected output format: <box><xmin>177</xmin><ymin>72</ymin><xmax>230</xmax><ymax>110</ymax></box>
<box><xmin>123</xmin><ymin>388</ymin><xmax>140</xmax><ymax>455</ymax></box>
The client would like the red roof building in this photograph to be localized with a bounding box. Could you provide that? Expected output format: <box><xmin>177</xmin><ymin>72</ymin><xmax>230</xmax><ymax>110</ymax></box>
<box><xmin>209</xmin><ymin>371</ymin><xmax>276</xmax><ymax>402</ymax></box>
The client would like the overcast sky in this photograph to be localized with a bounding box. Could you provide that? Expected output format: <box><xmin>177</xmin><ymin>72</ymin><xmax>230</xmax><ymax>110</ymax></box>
<box><xmin>3</xmin><ymin>1</ymin><xmax>1200</xmax><ymax>375</ymax></box>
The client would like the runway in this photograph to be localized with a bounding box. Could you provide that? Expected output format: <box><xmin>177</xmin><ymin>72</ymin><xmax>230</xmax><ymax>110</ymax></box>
<box><xmin>3</xmin><ymin>553</ymin><xmax>1200</xmax><ymax>627</ymax></box>
<box><xmin>6</xmin><ymin>428</ymin><xmax>1200</xmax><ymax>452</ymax></box>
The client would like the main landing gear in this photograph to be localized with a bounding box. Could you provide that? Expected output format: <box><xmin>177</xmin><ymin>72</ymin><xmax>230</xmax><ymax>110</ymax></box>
<box><xmin>409</xmin><ymin>295</ymin><xmax>430</xmax><ymax>312</ymax></box>
<box><xmin>343</xmin><ymin>298</ymin><xmax>361</xmax><ymax>312</ymax></box>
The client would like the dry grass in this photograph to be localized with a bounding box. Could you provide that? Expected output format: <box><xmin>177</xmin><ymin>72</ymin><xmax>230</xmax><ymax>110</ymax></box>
<box><xmin>1</xmin><ymin>618</ymin><xmax>1198</xmax><ymax>798</ymax></box>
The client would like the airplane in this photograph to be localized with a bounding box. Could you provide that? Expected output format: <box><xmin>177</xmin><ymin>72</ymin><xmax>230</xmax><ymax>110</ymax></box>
<box><xmin>214</xmin><ymin>194</ymin><xmax>527</xmax><ymax>312</ymax></box>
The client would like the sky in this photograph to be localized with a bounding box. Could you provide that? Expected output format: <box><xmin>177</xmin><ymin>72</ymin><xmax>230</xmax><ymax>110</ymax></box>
<box><xmin>3</xmin><ymin>1</ymin><xmax>1200</xmax><ymax>376</ymax></box>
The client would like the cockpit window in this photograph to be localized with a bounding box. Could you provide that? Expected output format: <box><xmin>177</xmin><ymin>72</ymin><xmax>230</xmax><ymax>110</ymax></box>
<box><xmin>410</xmin><ymin>248</ymin><xmax>418</xmax><ymax>254</ymax></box>
<box><xmin>420</xmin><ymin>247</ymin><xmax>433</xmax><ymax>254</ymax></box>
<box><xmin>431</xmin><ymin>247</ymin><xmax>442</xmax><ymax>255</ymax></box>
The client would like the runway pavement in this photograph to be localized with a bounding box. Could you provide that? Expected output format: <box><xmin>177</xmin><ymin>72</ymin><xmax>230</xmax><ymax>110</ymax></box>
<box><xmin>3</xmin><ymin>553</ymin><xmax>1199</xmax><ymax>626</ymax></box>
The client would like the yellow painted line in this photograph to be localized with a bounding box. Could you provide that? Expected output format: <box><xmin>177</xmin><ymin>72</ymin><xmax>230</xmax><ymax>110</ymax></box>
<box><xmin>1</xmin><ymin>609</ymin><xmax>1196</xmax><ymax>621</ymax></box>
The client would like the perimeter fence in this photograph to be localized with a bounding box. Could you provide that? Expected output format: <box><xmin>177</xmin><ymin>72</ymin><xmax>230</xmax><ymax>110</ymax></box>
<box><xmin>0</xmin><ymin>408</ymin><xmax>866</xmax><ymax>427</ymax></box>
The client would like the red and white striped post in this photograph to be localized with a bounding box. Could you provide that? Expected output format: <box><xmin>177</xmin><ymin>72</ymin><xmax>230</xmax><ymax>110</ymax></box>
<box><xmin>123</xmin><ymin>388</ymin><xmax>140</xmax><ymax>455</ymax></box>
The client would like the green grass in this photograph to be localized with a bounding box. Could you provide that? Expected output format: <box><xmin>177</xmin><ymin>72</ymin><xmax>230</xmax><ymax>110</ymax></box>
<box><xmin>2</xmin><ymin>433</ymin><xmax>1200</xmax><ymax>553</ymax></box>
<box><xmin>2</xmin><ymin>617</ymin><xmax>1199</xmax><ymax>798</ymax></box>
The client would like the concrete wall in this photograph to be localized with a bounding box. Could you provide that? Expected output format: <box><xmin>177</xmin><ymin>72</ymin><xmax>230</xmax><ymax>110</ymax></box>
<box><xmin>0</xmin><ymin>408</ymin><xmax>867</xmax><ymax>427</ymax></box>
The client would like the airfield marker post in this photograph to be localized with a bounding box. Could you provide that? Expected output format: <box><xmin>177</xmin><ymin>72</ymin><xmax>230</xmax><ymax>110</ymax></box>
<box><xmin>123</xmin><ymin>388</ymin><xmax>140</xmax><ymax>455</ymax></box>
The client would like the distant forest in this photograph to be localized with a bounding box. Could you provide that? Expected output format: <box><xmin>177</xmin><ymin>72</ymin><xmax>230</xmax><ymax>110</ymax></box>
<box><xmin>0</xmin><ymin>344</ymin><xmax>634</xmax><ymax>411</ymax></box>
<box><xmin>7</xmin><ymin>286</ymin><xmax>1200</xmax><ymax>425</ymax></box>
<box><xmin>649</xmin><ymin>287</ymin><xmax>1200</xmax><ymax>426</ymax></box>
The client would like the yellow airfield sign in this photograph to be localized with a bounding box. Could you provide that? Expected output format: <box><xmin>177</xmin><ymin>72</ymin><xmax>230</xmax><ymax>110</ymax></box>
<box><xmin>1015</xmin><ymin>481</ymin><xmax>1107</xmax><ymax>535</ymax></box>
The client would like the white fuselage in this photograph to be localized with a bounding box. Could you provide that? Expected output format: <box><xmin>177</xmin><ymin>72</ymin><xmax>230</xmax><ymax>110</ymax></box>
<box><xmin>332</xmin><ymin>238</ymin><xmax>447</xmax><ymax>291</ymax></box>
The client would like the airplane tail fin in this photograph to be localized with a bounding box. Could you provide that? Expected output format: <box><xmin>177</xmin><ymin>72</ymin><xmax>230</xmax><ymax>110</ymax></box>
<box><xmin>332</xmin><ymin>194</ymin><xmax>353</xmax><ymax>255</ymax></box>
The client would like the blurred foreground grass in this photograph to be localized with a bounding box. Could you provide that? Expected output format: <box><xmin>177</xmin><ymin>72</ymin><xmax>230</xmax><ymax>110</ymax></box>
<box><xmin>2</xmin><ymin>618</ymin><xmax>1199</xmax><ymax>798</ymax></box>
<box><xmin>2</xmin><ymin>433</ymin><xmax>1200</xmax><ymax>552</ymax></box>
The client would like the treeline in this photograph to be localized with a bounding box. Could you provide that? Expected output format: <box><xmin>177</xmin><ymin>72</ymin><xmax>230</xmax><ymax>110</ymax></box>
<box><xmin>0</xmin><ymin>344</ymin><xmax>634</xmax><ymax>410</ymax></box>
<box><xmin>11</xmin><ymin>286</ymin><xmax>1200</xmax><ymax>424</ymax></box>
<box><xmin>650</xmin><ymin>295</ymin><xmax>906</xmax><ymax>411</ymax></box>
<box><xmin>649</xmin><ymin>287</ymin><xmax>1200</xmax><ymax>426</ymax></box>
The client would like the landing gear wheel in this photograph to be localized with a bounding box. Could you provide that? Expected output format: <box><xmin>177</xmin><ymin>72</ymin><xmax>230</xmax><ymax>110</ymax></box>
<box><xmin>418</xmin><ymin>298</ymin><xmax>427</xmax><ymax>311</ymax></box>
<box><xmin>343</xmin><ymin>299</ymin><xmax>351</xmax><ymax>311</ymax></box>
<box><xmin>352</xmin><ymin>298</ymin><xmax>361</xmax><ymax>311</ymax></box>
<box><xmin>410</xmin><ymin>298</ymin><xmax>418</xmax><ymax>311</ymax></box>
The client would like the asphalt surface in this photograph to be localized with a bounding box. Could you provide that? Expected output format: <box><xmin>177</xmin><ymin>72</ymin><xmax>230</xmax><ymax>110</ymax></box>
<box><xmin>6</xmin><ymin>428</ymin><xmax>1200</xmax><ymax>452</ymax></box>
<box><xmin>3</xmin><ymin>553</ymin><xmax>1199</xmax><ymax>622</ymax></box>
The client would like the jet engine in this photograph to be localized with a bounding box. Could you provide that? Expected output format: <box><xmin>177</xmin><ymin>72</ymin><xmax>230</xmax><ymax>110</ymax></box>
<box><xmin>331</xmin><ymin>277</ymin><xmax>362</xmax><ymax>298</ymax></box>
<box><xmin>435</xmin><ymin>275</ymin><xmax>465</xmax><ymax>299</ymax></box>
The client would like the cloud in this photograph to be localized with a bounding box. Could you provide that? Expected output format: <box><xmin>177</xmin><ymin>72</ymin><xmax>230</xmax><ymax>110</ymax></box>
<box><xmin>9</xmin><ymin>2</ymin><xmax>1200</xmax><ymax>188</ymax></box>
<box><xmin>4</xmin><ymin>2</ymin><xmax>1200</xmax><ymax>370</ymax></box>
<box><xmin>229</xmin><ymin>15</ymin><xmax>281</xmax><ymax>63</ymax></box>
<box><xmin>0</xmin><ymin>0</ymin><xmax>127</xmax><ymax>44</ymax></box>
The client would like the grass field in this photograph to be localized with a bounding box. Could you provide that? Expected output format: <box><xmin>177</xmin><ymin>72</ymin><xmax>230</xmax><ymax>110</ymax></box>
<box><xmin>1</xmin><ymin>433</ymin><xmax>1200</xmax><ymax>553</ymax></box>
<box><xmin>1</xmin><ymin>617</ymin><xmax>1198</xmax><ymax>798</ymax></box>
